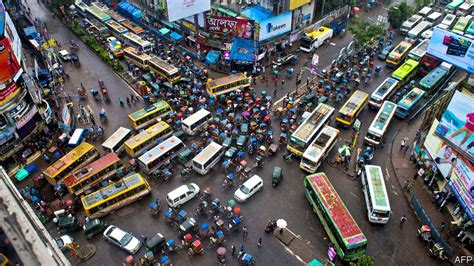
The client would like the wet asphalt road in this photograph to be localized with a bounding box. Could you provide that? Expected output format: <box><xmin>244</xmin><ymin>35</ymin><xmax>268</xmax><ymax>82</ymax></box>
<box><xmin>27</xmin><ymin>0</ymin><xmax>438</xmax><ymax>265</ymax></box>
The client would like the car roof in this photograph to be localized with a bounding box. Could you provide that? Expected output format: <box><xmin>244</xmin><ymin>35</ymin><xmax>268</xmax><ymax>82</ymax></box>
<box><xmin>168</xmin><ymin>184</ymin><xmax>192</xmax><ymax>198</ymax></box>
<box><xmin>243</xmin><ymin>175</ymin><xmax>262</xmax><ymax>187</ymax></box>
<box><xmin>108</xmin><ymin>226</ymin><xmax>126</xmax><ymax>240</ymax></box>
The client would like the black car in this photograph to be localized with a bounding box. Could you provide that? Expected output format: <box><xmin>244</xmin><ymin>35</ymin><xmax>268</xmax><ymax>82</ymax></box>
<box><xmin>83</xmin><ymin>219</ymin><xmax>107</xmax><ymax>239</ymax></box>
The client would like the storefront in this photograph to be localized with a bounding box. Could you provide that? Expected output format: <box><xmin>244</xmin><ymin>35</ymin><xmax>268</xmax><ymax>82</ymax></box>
<box><xmin>229</xmin><ymin>38</ymin><xmax>255</xmax><ymax>72</ymax></box>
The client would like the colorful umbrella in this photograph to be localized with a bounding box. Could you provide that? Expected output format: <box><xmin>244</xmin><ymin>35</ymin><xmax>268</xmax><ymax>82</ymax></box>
<box><xmin>338</xmin><ymin>145</ymin><xmax>352</xmax><ymax>156</ymax></box>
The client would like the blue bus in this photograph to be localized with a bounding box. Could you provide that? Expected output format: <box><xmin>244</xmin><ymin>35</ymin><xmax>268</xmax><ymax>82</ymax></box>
<box><xmin>396</xmin><ymin>88</ymin><xmax>426</xmax><ymax>119</ymax></box>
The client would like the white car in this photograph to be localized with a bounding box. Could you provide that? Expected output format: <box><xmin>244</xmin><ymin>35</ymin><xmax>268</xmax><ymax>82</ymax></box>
<box><xmin>55</xmin><ymin>235</ymin><xmax>73</xmax><ymax>251</ymax></box>
<box><xmin>103</xmin><ymin>225</ymin><xmax>142</xmax><ymax>254</ymax></box>
<box><xmin>234</xmin><ymin>175</ymin><xmax>263</xmax><ymax>202</ymax></box>
<box><xmin>58</xmin><ymin>50</ymin><xmax>71</xmax><ymax>61</ymax></box>
<box><xmin>166</xmin><ymin>183</ymin><xmax>200</xmax><ymax>208</ymax></box>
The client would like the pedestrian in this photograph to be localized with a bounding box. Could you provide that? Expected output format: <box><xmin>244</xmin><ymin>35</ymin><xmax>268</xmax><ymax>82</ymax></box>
<box><xmin>240</xmin><ymin>245</ymin><xmax>245</xmax><ymax>252</ymax></box>
<box><xmin>231</xmin><ymin>245</ymin><xmax>236</xmax><ymax>256</ymax></box>
<box><xmin>306</xmin><ymin>77</ymin><xmax>310</xmax><ymax>88</ymax></box>
<box><xmin>399</xmin><ymin>215</ymin><xmax>407</xmax><ymax>229</ymax></box>
<box><xmin>253</xmin><ymin>77</ymin><xmax>257</xmax><ymax>85</ymax></box>
<box><xmin>262</xmin><ymin>66</ymin><xmax>265</xmax><ymax>74</ymax></box>
<box><xmin>273</xmin><ymin>77</ymin><xmax>278</xmax><ymax>86</ymax></box>
<box><xmin>243</xmin><ymin>226</ymin><xmax>248</xmax><ymax>238</ymax></box>
<box><xmin>257</xmin><ymin>237</ymin><xmax>262</xmax><ymax>247</ymax></box>
<box><xmin>403</xmin><ymin>143</ymin><xmax>409</xmax><ymax>154</ymax></box>
<box><xmin>139</xmin><ymin>235</ymin><xmax>147</xmax><ymax>243</ymax></box>
<box><xmin>273</xmin><ymin>88</ymin><xmax>278</xmax><ymax>97</ymax></box>
<box><xmin>126</xmin><ymin>97</ymin><xmax>130</xmax><ymax>105</ymax></box>
<box><xmin>439</xmin><ymin>222</ymin><xmax>446</xmax><ymax>232</ymax></box>
<box><xmin>282</xmin><ymin>79</ymin><xmax>285</xmax><ymax>86</ymax></box>
<box><xmin>43</xmin><ymin>154</ymin><xmax>51</xmax><ymax>164</ymax></box>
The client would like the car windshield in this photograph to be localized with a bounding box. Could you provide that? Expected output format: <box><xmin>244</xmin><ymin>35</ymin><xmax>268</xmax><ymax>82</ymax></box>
<box><xmin>187</xmin><ymin>184</ymin><xmax>195</xmax><ymax>191</ymax></box>
<box><xmin>120</xmin><ymin>234</ymin><xmax>133</xmax><ymax>246</ymax></box>
<box><xmin>240</xmin><ymin>185</ymin><xmax>250</xmax><ymax>194</ymax></box>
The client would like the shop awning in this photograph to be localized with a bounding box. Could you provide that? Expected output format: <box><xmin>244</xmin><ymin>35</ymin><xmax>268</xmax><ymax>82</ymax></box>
<box><xmin>170</xmin><ymin>32</ymin><xmax>182</xmax><ymax>41</ymax></box>
<box><xmin>117</xmin><ymin>1</ymin><xmax>142</xmax><ymax>20</ymax></box>
<box><xmin>206</xmin><ymin>51</ymin><xmax>220</xmax><ymax>64</ymax></box>
<box><xmin>159</xmin><ymin>28</ymin><xmax>170</xmax><ymax>35</ymax></box>
<box><xmin>230</xmin><ymin>38</ymin><xmax>254</xmax><ymax>62</ymax></box>
<box><xmin>212</xmin><ymin>5</ymin><xmax>239</xmax><ymax>18</ymax></box>
<box><xmin>240</xmin><ymin>5</ymin><xmax>272</xmax><ymax>23</ymax></box>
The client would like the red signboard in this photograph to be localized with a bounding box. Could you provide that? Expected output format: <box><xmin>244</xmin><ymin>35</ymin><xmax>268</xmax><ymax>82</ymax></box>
<box><xmin>0</xmin><ymin>81</ymin><xmax>19</xmax><ymax>105</ymax></box>
<box><xmin>0</xmin><ymin>38</ymin><xmax>21</xmax><ymax>84</ymax></box>
<box><xmin>206</xmin><ymin>16</ymin><xmax>253</xmax><ymax>39</ymax></box>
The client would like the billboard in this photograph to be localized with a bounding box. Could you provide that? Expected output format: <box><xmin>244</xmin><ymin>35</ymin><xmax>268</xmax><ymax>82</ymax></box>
<box><xmin>259</xmin><ymin>12</ymin><xmax>292</xmax><ymax>42</ymax></box>
<box><xmin>0</xmin><ymin>81</ymin><xmax>20</xmax><ymax>105</ymax></box>
<box><xmin>290</xmin><ymin>0</ymin><xmax>311</xmax><ymax>10</ymax></box>
<box><xmin>427</xmin><ymin>28</ymin><xmax>474</xmax><ymax>73</ymax></box>
<box><xmin>0</xmin><ymin>37</ymin><xmax>21</xmax><ymax>84</ymax></box>
<box><xmin>166</xmin><ymin>0</ymin><xmax>211</xmax><ymax>23</ymax></box>
<box><xmin>5</xmin><ymin>10</ymin><xmax>21</xmax><ymax>63</ymax></box>
<box><xmin>435</xmin><ymin>91</ymin><xmax>474</xmax><ymax>161</ymax></box>
<box><xmin>207</xmin><ymin>16</ymin><xmax>253</xmax><ymax>39</ymax></box>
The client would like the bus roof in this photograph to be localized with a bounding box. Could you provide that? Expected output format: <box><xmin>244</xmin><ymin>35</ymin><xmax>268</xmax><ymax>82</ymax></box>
<box><xmin>81</xmin><ymin>173</ymin><xmax>144</xmax><ymax>208</ymax></box>
<box><xmin>369</xmin><ymin>101</ymin><xmax>397</xmax><ymax>134</ymax></box>
<box><xmin>182</xmin><ymin>109</ymin><xmax>211</xmax><ymax>127</ymax></box>
<box><xmin>148</xmin><ymin>56</ymin><xmax>179</xmax><ymax>75</ymax></box>
<box><xmin>306</xmin><ymin>26</ymin><xmax>332</xmax><ymax>39</ymax></box>
<box><xmin>207</xmin><ymin>73</ymin><xmax>247</xmax><ymax>88</ymax></box>
<box><xmin>106</xmin><ymin>9</ymin><xmax>126</xmax><ymax>23</ymax></box>
<box><xmin>69</xmin><ymin>128</ymin><xmax>85</xmax><ymax>145</ymax></box>
<box><xmin>86</xmin><ymin>4</ymin><xmax>111</xmax><ymax>22</ymax></box>
<box><xmin>138</xmin><ymin>136</ymin><xmax>183</xmax><ymax>165</ymax></box>
<box><xmin>302</xmin><ymin>126</ymin><xmax>340</xmax><ymax>162</ymax></box>
<box><xmin>124</xmin><ymin>32</ymin><xmax>151</xmax><ymax>46</ymax></box>
<box><xmin>419</xmin><ymin>66</ymin><xmax>448</xmax><ymax>89</ymax></box>
<box><xmin>371</xmin><ymin>78</ymin><xmax>399</xmax><ymax>101</ymax></box>
<box><xmin>293</xmin><ymin>103</ymin><xmax>335</xmax><ymax>142</ymax></box>
<box><xmin>128</xmin><ymin>101</ymin><xmax>170</xmax><ymax>121</ymax></box>
<box><xmin>467</xmin><ymin>20</ymin><xmax>474</xmax><ymax>34</ymax></box>
<box><xmin>102</xmin><ymin>127</ymin><xmax>131</xmax><ymax>150</ymax></box>
<box><xmin>447</xmin><ymin>0</ymin><xmax>465</xmax><ymax>8</ymax></box>
<box><xmin>193</xmin><ymin>142</ymin><xmax>222</xmax><ymax>165</ymax></box>
<box><xmin>392</xmin><ymin>59</ymin><xmax>419</xmax><ymax>80</ymax></box>
<box><xmin>63</xmin><ymin>152</ymin><xmax>121</xmax><ymax>188</ymax></box>
<box><xmin>44</xmin><ymin>142</ymin><xmax>95</xmax><ymax>177</ymax></box>
<box><xmin>125</xmin><ymin>122</ymin><xmax>170</xmax><ymax>149</ymax></box>
<box><xmin>398</xmin><ymin>87</ymin><xmax>425</xmax><ymax>108</ymax></box>
<box><xmin>307</xmin><ymin>173</ymin><xmax>367</xmax><ymax>246</ymax></box>
<box><xmin>122</xmin><ymin>21</ymin><xmax>144</xmax><ymax>34</ymax></box>
<box><xmin>105</xmin><ymin>20</ymin><xmax>128</xmax><ymax>34</ymax></box>
<box><xmin>409</xmin><ymin>39</ymin><xmax>429</xmax><ymax>58</ymax></box>
<box><xmin>453</xmin><ymin>16</ymin><xmax>472</xmax><ymax>31</ymax></box>
<box><xmin>364</xmin><ymin>165</ymin><xmax>390</xmax><ymax>210</ymax></box>
<box><xmin>87</xmin><ymin>19</ymin><xmax>108</xmax><ymax>33</ymax></box>
<box><xmin>338</xmin><ymin>90</ymin><xmax>368</xmax><ymax>115</ymax></box>
<box><xmin>390</xmin><ymin>41</ymin><xmax>413</xmax><ymax>58</ymax></box>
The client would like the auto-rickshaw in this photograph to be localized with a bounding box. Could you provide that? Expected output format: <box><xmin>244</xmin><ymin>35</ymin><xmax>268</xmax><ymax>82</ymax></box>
<box><xmin>57</xmin><ymin>216</ymin><xmax>81</xmax><ymax>233</ymax></box>
<box><xmin>236</xmin><ymin>160</ymin><xmax>248</xmax><ymax>172</ymax></box>
<box><xmin>280</xmin><ymin>119</ymin><xmax>288</xmax><ymax>131</ymax></box>
<box><xmin>227</xmin><ymin>217</ymin><xmax>241</xmax><ymax>231</ymax></box>
<box><xmin>188</xmin><ymin>240</ymin><xmax>204</xmax><ymax>256</ymax></box>
<box><xmin>222</xmin><ymin>137</ymin><xmax>233</xmax><ymax>148</ymax></box>
<box><xmin>268</xmin><ymin>143</ymin><xmax>279</xmax><ymax>155</ymax></box>
<box><xmin>179</xmin><ymin>218</ymin><xmax>197</xmax><ymax>237</ymax></box>
<box><xmin>240</xmin><ymin>252</ymin><xmax>255</xmax><ymax>265</ymax></box>
<box><xmin>173</xmin><ymin>130</ymin><xmax>187</xmax><ymax>141</ymax></box>
<box><xmin>237</xmin><ymin>135</ymin><xmax>247</xmax><ymax>149</ymax></box>
<box><xmin>279</xmin><ymin>133</ymin><xmax>287</xmax><ymax>143</ymax></box>
<box><xmin>254</xmin><ymin>155</ymin><xmax>264</xmax><ymax>168</ymax></box>
<box><xmin>225</xmin><ymin>146</ymin><xmax>238</xmax><ymax>158</ymax></box>
<box><xmin>83</xmin><ymin>218</ymin><xmax>107</xmax><ymax>239</ymax></box>
<box><xmin>240</xmin><ymin>123</ymin><xmax>249</xmax><ymax>134</ymax></box>
<box><xmin>178</xmin><ymin>148</ymin><xmax>194</xmax><ymax>165</ymax></box>
<box><xmin>149</xmin><ymin>199</ymin><xmax>162</xmax><ymax>217</ymax></box>
<box><xmin>272</xmin><ymin>167</ymin><xmax>283</xmax><ymax>187</ymax></box>
<box><xmin>146</xmin><ymin>233</ymin><xmax>167</xmax><ymax>254</ymax></box>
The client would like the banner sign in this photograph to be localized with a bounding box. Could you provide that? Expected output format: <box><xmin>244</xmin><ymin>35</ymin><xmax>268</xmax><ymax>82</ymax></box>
<box><xmin>0</xmin><ymin>81</ymin><xmax>19</xmax><ymax>105</ymax></box>
<box><xmin>15</xmin><ymin>105</ymin><xmax>37</xmax><ymax>129</ymax></box>
<box><xmin>0</xmin><ymin>37</ymin><xmax>21</xmax><ymax>84</ymax></box>
<box><xmin>428</xmin><ymin>28</ymin><xmax>474</xmax><ymax>73</ymax></box>
<box><xmin>166</xmin><ymin>0</ymin><xmax>211</xmax><ymax>23</ymax></box>
<box><xmin>290</xmin><ymin>0</ymin><xmax>310</xmax><ymax>10</ymax></box>
<box><xmin>207</xmin><ymin>16</ymin><xmax>253</xmax><ymax>39</ymax></box>
<box><xmin>259</xmin><ymin>12</ymin><xmax>292</xmax><ymax>42</ymax></box>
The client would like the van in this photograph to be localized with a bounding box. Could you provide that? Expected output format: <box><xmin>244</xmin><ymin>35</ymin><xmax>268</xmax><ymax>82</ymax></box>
<box><xmin>437</xmin><ymin>14</ymin><xmax>457</xmax><ymax>30</ymax></box>
<box><xmin>166</xmin><ymin>183</ymin><xmax>200</xmax><ymax>208</ymax></box>
<box><xmin>400</xmin><ymin>14</ymin><xmax>423</xmax><ymax>35</ymax></box>
<box><xmin>300</xmin><ymin>27</ymin><xmax>334</xmax><ymax>52</ymax></box>
<box><xmin>418</xmin><ymin>6</ymin><xmax>433</xmax><ymax>18</ymax></box>
<box><xmin>407</xmin><ymin>21</ymin><xmax>432</xmax><ymax>41</ymax></box>
<box><xmin>426</xmin><ymin>12</ymin><xmax>443</xmax><ymax>25</ymax></box>
<box><xmin>234</xmin><ymin>175</ymin><xmax>263</xmax><ymax>202</ymax></box>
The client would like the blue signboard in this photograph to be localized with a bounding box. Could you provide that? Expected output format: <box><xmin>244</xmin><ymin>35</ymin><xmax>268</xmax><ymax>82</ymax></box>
<box><xmin>258</xmin><ymin>12</ymin><xmax>292</xmax><ymax>42</ymax></box>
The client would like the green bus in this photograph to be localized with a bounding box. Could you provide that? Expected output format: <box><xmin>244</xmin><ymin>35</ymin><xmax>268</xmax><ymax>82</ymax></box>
<box><xmin>392</xmin><ymin>59</ymin><xmax>419</xmax><ymax>83</ymax></box>
<box><xmin>419</xmin><ymin>63</ymin><xmax>451</xmax><ymax>93</ymax></box>
<box><xmin>304</xmin><ymin>173</ymin><xmax>368</xmax><ymax>261</ymax></box>
<box><xmin>445</xmin><ymin>0</ymin><xmax>465</xmax><ymax>13</ymax></box>
<box><xmin>464</xmin><ymin>20</ymin><xmax>474</xmax><ymax>38</ymax></box>
<box><xmin>452</xmin><ymin>16</ymin><xmax>473</xmax><ymax>35</ymax></box>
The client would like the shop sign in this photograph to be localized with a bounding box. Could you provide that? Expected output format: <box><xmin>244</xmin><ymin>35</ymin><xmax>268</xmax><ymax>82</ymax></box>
<box><xmin>207</xmin><ymin>16</ymin><xmax>253</xmax><ymax>39</ymax></box>
<box><xmin>182</xmin><ymin>20</ymin><xmax>196</xmax><ymax>32</ymax></box>
<box><xmin>259</xmin><ymin>12</ymin><xmax>292</xmax><ymax>42</ymax></box>
<box><xmin>15</xmin><ymin>105</ymin><xmax>37</xmax><ymax>129</ymax></box>
<box><xmin>0</xmin><ymin>81</ymin><xmax>20</xmax><ymax>105</ymax></box>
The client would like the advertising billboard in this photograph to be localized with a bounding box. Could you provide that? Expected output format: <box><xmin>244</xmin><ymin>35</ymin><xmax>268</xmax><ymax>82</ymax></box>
<box><xmin>290</xmin><ymin>0</ymin><xmax>311</xmax><ymax>10</ymax></box>
<box><xmin>435</xmin><ymin>91</ymin><xmax>474</xmax><ymax>161</ymax></box>
<box><xmin>166</xmin><ymin>0</ymin><xmax>211</xmax><ymax>23</ymax></box>
<box><xmin>259</xmin><ymin>12</ymin><xmax>292</xmax><ymax>42</ymax></box>
<box><xmin>0</xmin><ymin>37</ymin><xmax>21</xmax><ymax>84</ymax></box>
<box><xmin>5</xmin><ymin>10</ymin><xmax>21</xmax><ymax>63</ymax></box>
<box><xmin>0</xmin><ymin>81</ymin><xmax>20</xmax><ymax>105</ymax></box>
<box><xmin>427</xmin><ymin>28</ymin><xmax>474</xmax><ymax>73</ymax></box>
<box><xmin>207</xmin><ymin>16</ymin><xmax>253</xmax><ymax>39</ymax></box>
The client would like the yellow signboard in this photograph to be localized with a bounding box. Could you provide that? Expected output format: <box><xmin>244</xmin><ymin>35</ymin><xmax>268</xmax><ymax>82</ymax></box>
<box><xmin>290</xmin><ymin>0</ymin><xmax>310</xmax><ymax>10</ymax></box>
<box><xmin>182</xmin><ymin>21</ymin><xmax>196</xmax><ymax>32</ymax></box>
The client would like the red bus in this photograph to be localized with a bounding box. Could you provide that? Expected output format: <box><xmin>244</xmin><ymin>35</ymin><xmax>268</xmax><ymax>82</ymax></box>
<box><xmin>417</xmin><ymin>54</ymin><xmax>442</xmax><ymax>76</ymax></box>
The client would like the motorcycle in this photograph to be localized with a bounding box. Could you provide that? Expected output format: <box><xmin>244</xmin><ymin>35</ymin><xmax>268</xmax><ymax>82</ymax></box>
<box><xmin>99</xmin><ymin>108</ymin><xmax>107</xmax><ymax>122</ymax></box>
<box><xmin>429</xmin><ymin>243</ymin><xmax>448</xmax><ymax>261</ymax></box>
<box><xmin>416</xmin><ymin>225</ymin><xmax>432</xmax><ymax>244</ymax></box>
<box><xmin>254</xmin><ymin>156</ymin><xmax>264</xmax><ymax>169</ymax></box>
<box><xmin>264</xmin><ymin>220</ymin><xmax>277</xmax><ymax>233</ymax></box>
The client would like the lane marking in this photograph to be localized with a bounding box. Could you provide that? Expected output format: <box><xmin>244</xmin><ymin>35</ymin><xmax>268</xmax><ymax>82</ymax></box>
<box><xmin>282</xmin><ymin>245</ymin><xmax>307</xmax><ymax>265</ymax></box>
<box><xmin>350</xmin><ymin>191</ymin><xmax>359</xmax><ymax>198</ymax></box>
<box><xmin>392</xmin><ymin>190</ymin><xmax>399</xmax><ymax>197</ymax></box>
<box><xmin>385</xmin><ymin>167</ymin><xmax>390</xmax><ymax>181</ymax></box>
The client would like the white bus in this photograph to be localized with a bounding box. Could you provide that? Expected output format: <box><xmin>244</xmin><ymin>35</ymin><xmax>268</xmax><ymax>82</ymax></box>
<box><xmin>182</xmin><ymin>109</ymin><xmax>212</xmax><ymax>136</ymax></box>
<box><xmin>300</xmin><ymin>126</ymin><xmax>340</xmax><ymax>173</ymax></box>
<box><xmin>400</xmin><ymin>14</ymin><xmax>423</xmax><ymax>35</ymax></box>
<box><xmin>408</xmin><ymin>39</ymin><xmax>429</xmax><ymax>61</ymax></box>
<box><xmin>123</xmin><ymin>32</ymin><xmax>152</xmax><ymax>53</ymax></box>
<box><xmin>102</xmin><ymin>127</ymin><xmax>132</xmax><ymax>154</ymax></box>
<box><xmin>426</xmin><ymin>11</ymin><xmax>443</xmax><ymax>25</ymax></box>
<box><xmin>192</xmin><ymin>142</ymin><xmax>224</xmax><ymax>175</ymax></box>
<box><xmin>407</xmin><ymin>21</ymin><xmax>432</xmax><ymax>41</ymax></box>
<box><xmin>437</xmin><ymin>14</ymin><xmax>457</xmax><ymax>30</ymax></box>
<box><xmin>365</xmin><ymin>101</ymin><xmax>397</xmax><ymax>147</ymax></box>
<box><xmin>368</xmin><ymin>78</ymin><xmax>399</xmax><ymax>110</ymax></box>
<box><xmin>361</xmin><ymin>165</ymin><xmax>391</xmax><ymax>224</ymax></box>
<box><xmin>68</xmin><ymin>128</ymin><xmax>87</xmax><ymax>147</ymax></box>
<box><xmin>138</xmin><ymin>136</ymin><xmax>185</xmax><ymax>174</ymax></box>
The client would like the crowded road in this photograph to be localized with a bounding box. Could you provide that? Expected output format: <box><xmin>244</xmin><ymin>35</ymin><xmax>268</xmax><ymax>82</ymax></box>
<box><xmin>28</xmin><ymin>0</ymin><xmax>436</xmax><ymax>264</ymax></box>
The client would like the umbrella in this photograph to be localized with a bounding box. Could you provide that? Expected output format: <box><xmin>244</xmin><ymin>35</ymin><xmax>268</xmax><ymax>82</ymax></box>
<box><xmin>276</xmin><ymin>219</ymin><xmax>287</xmax><ymax>229</ymax></box>
<box><xmin>261</xmin><ymin>90</ymin><xmax>267</xmax><ymax>95</ymax></box>
<box><xmin>352</xmin><ymin>6</ymin><xmax>360</xmax><ymax>12</ymax></box>
<box><xmin>338</xmin><ymin>145</ymin><xmax>352</xmax><ymax>156</ymax></box>
<box><xmin>217</xmin><ymin>247</ymin><xmax>226</xmax><ymax>255</ymax></box>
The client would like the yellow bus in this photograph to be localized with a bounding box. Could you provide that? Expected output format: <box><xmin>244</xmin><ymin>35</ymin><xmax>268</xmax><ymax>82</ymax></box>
<box><xmin>63</xmin><ymin>152</ymin><xmax>125</xmax><ymax>196</ymax></box>
<box><xmin>44</xmin><ymin>142</ymin><xmax>99</xmax><ymax>185</ymax></box>
<box><xmin>123</xmin><ymin>47</ymin><xmax>151</xmax><ymax>69</ymax></box>
<box><xmin>148</xmin><ymin>56</ymin><xmax>181</xmax><ymax>84</ymax></box>
<box><xmin>206</xmin><ymin>73</ymin><xmax>250</xmax><ymax>96</ymax></box>
<box><xmin>81</xmin><ymin>173</ymin><xmax>151</xmax><ymax>219</ymax></box>
<box><xmin>124</xmin><ymin>121</ymin><xmax>174</xmax><ymax>157</ymax></box>
<box><xmin>335</xmin><ymin>90</ymin><xmax>368</xmax><ymax>127</ymax></box>
<box><xmin>385</xmin><ymin>41</ymin><xmax>413</xmax><ymax>68</ymax></box>
<box><xmin>128</xmin><ymin>100</ymin><xmax>173</xmax><ymax>131</ymax></box>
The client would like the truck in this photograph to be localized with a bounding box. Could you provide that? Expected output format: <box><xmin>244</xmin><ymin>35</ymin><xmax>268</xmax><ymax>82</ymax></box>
<box><xmin>300</xmin><ymin>27</ymin><xmax>334</xmax><ymax>52</ymax></box>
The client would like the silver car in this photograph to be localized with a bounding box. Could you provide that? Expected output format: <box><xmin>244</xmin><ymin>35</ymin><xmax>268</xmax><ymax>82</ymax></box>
<box><xmin>103</xmin><ymin>225</ymin><xmax>142</xmax><ymax>254</ymax></box>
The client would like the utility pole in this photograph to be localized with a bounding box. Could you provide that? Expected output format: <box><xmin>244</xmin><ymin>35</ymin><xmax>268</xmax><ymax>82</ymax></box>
<box><xmin>321</xmin><ymin>0</ymin><xmax>326</xmax><ymax>17</ymax></box>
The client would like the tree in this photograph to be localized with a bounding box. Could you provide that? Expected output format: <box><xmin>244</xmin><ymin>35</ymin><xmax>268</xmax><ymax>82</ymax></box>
<box><xmin>349</xmin><ymin>254</ymin><xmax>375</xmax><ymax>266</ymax></box>
<box><xmin>348</xmin><ymin>19</ymin><xmax>386</xmax><ymax>47</ymax></box>
<box><xmin>398</xmin><ymin>1</ymin><xmax>414</xmax><ymax>22</ymax></box>
<box><xmin>387</xmin><ymin>2</ymin><xmax>414</xmax><ymax>29</ymax></box>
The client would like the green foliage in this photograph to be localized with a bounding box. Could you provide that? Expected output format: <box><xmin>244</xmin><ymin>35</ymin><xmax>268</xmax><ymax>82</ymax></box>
<box><xmin>349</xmin><ymin>254</ymin><xmax>376</xmax><ymax>266</ymax></box>
<box><xmin>414</xmin><ymin>0</ymin><xmax>432</xmax><ymax>10</ymax></box>
<box><xmin>387</xmin><ymin>2</ymin><xmax>414</xmax><ymax>28</ymax></box>
<box><xmin>324</xmin><ymin>0</ymin><xmax>351</xmax><ymax>15</ymax></box>
<box><xmin>47</xmin><ymin>0</ymin><xmax>75</xmax><ymax>18</ymax></box>
<box><xmin>348</xmin><ymin>19</ymin><xmax>386</xmax><ymax>47</ymax></box>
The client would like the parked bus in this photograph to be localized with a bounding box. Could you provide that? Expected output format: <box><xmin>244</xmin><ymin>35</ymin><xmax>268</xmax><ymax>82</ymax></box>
<box><xmin>465</xmin><ymin>20</ymin><xmax>474</xmax><ymax>38</ymax></box>
<box><xmin>81</xmin><ymin>173</ymin><xmax>151</xmax><ymax>219</ymax></box>
<box><xmin>124</xmin><ymin>121</ymin><xmax>173</xmax><ymax>157</ymax></box>
<box><xmin>417</xmin><ymin>53</ymin><xmax>442</xmax><ymax>76</ymax></box>
<box><xmin>419</xmin><ymin>63</ymin><xmax>453</xmax><ymax>93</ymax></box>
<box><xmin>335</xmin><ymin>90</ymin><xmax>368</xmax><ymax>127</ymax></box>
<box><xmin>148</xmin><ymin>56</ymin><xmax>181</xmax><ymax>84</ymax></box>
<box><xmin>107</xmin><ymin>9</ymin><xmax>126</xmax><ymax>23</ymax></box>
<box><xmin>392</xmin><ymin>59</ymin><xmax>419</xmax><ymax>83</ymax></box>
<box><xmin>452</xmin><ymin>15</ymin><xmax>473</xmax><ymax>34</ymax></box>
<box><xmin>138</xmin><ymin>136</ymin><xmax>186</xmax><ymax>174</ymax></box>
<box><xmin>386</xmin><ymin>41</ymin><xmax>413</xmax><ymax>68</ymax></box>
<box><xmin>437</xmin><ymin>13</ymin><xmax>457</xmax><ymax>30</ymax></box>
<box><xmin>407</xmin><ymin>21</ymin><xmax>432</xmax><ymax>41</ymax></box>
<box><xmin>128</xmin><ymin>100</ymin><xmax>173</xmax><ymax>131</ymax></box>
<box><xmin>457</xmin><ymin>2</ymin><xmax>474</xmax><ymax>16</ymax></box>
<box><xmin>75</xmin><ymin>1</ymin><xmax>88</xmax><ymax>16</ymax></box>
<box><xmin>182</xmin><ymin>109</ymin><xmax>212</xmax><ymax>136</ymax></box>
<box><xmin>63</xmin><ymin>153</ymin><xmax>125</xmax><ymax>196</ymax></box>
<box><xmin>123</xmin><ymin>32</ymin><xmax>152</xmax><ymax>53</ymax></box>
<box><xmin>400</xmin><ymin>14</ymin><xmax>423</xmax><ymax>35</ymax></box>
<box><xmin>396</xmin><ymin>87</ymin><xmax>426</xmax><ymax>119</ymax></box>
<box><xmin>105</xmin><ymin>20</ymin><xmax>128</xmax><ymax>37</ymax></box>
<box><xmin>121</xmin><ymin>21</ymin><xmax>144</xmax><ymax>35</ymax></box>
<box><xmin>368</xmin><ymin>78</ymin><xmax>399</xmax><ymax>110</ymax></box>
<box><xmin>123</xmin><ymin>47</ymin><xmax>151</xmax><ymax>69</ymax></box>
<box><xmin>300</xmin><ymin>126</ymin><xmax>340</xmax><ymax>173</ymax></box>
<box><xmin>408</xmin><ymin>39</ymin><xmax>429</xmax><ymax>61</ymax></box>
<box><xmin>365</xmin><ymin>101</ymin><xmax>397</xmax><ymax>146</ymax></box>
<box><xmin>418</xmin><ymin>6</ymin><xmax>433</xmax><ymax>17</ymax></box>
<box><xmin>304</xmin><ymin>173</ymin><xmax>368</xmax><ymax>261</ymax></box>
<box><xmin>445</xmin><ymin>0</ymin><xmax>465</xmax><ymax>13</ymax></box>
<box><xmin>288</xmin><ymin>103</ymin><xmax>335</xmax><ymax>157</ymax></box>
<box><xmin>86</xmin><ymin>4</ymin><xmax>111</xmax><ymax>22</ymax></box>
<box><xmin>206</xmin><ymin>73</ymin><xmax>250</xmax><ymax>96</ymax></box>
<box><xmin>361</xmin><ymin>165</ymin><xmax>391</xmax><ymax>224</ymax></box>
<box><xmin>68</xmin><ymin>128</ymin><xmax>87</xmax><ymax>147</ymax></box>
<box><xmin>427</xmin><ymin>12</ymin><xmax>443</xmax><ymax>25</ymax></box>
<box><xmin>102</xmin><ymin>127</ymin><xmax>132</xmax><ymax>154</ymax></box>
<box><xmin>192</xmin><ymin>142</ymin><xmax>224</xmax><ymax>175</ymax></box>
<box><xmin>44</xmin><ymin>142</ymin><xmax>99</xmax><ymax>185</ymax></box>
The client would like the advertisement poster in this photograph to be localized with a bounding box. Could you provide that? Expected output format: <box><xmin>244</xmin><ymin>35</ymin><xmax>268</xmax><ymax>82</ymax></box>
<box><xmin>207</xmin><ymin>16</ymin><xmax>253</xmax><ymax>39</ymax></box>
<box><xmin>0</xmin><ymin>81</ymin><xmax>19</xmax><ymax>105</ymax></box>
<box><xmin>259</xmin><ymin>12</ymin><xmax>292</xmax><ymax>42</ymax></box>
<box><xmin>435</xmin><ymin>91</ymin><xmax>474</xmax><ymax>161</ymax></box>
<box><xmin>290</xmin><ymin>0</ymin><xmax>311</xmax><ymax>10</ymax></box>
<box><xmin>427</xmin><ymin>28</ymin><xmax>474</xmax><ymax>73</ymax></box>
<box><xmin>0</xmin><ymin>37</ymin><xmax>20</xmax><ymax>84</ymax></box>
<box><xmin>166</xmin><ymin>0</ymin><xmax>211</xmax><ymax>23</ymax></box>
